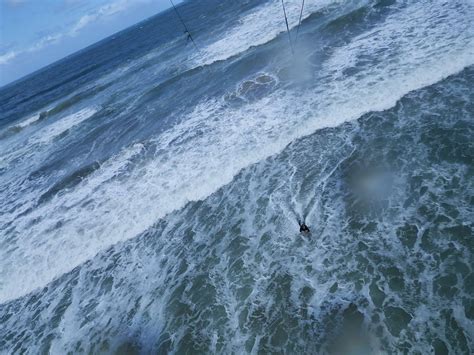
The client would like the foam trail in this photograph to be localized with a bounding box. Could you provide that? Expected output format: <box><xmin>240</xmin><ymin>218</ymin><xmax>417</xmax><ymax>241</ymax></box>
<box><xmin>1</xmin><ymin>0</ymin><xmax>473</xmax><ymax>302</ymax></box>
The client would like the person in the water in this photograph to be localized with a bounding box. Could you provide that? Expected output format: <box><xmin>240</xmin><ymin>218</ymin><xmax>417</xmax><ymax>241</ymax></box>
<box><xmin>184</xmin><ymin>30</ymin><xmax>192</xmax><ymax>43</ymax></box>
<box><xmin>298</xmin><ymin>220</ymin><xmax>310</xmax><ymax>234</ymax></box>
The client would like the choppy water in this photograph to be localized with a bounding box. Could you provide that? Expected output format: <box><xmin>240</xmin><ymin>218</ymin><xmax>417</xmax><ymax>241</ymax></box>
<box><xmin>0</xmin><ymin>0</ymin><xmax>473</xmax><ymax>353</ymax></box>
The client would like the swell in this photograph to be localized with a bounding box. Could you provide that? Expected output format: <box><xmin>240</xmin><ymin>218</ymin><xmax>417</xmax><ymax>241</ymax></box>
<box><xmin>0</xmin><ymin>84</ymin><xmax>110</xmax><ymax>141</ymax></box>
<box><xmin>11</xmin><ymin>62</ymin><xmax>103</xmax><ymax>107</ymax></box>
<box><xmin>1</xmin><ymin>65</ymin><xmax>472</xmax><ymax>305</ymax></box>
<box><xmin>1</xmin><ymin>65</ymin><xmax>472</xmax><ymax>354</ymax></box>
<box><xmin>135</xmin><ymin>0</ymin><xmax>374</xmax><ymax>106</ymax></box>
<box><xmin>0</xmin><ymin>58</ymin><xmax>112</xmax><ymax>129</ymax></box>
<box><xmin>1</xmin><ymin>0</ymin><xmax>473</xmax><ymax>303</ymax></box>
<box><xmin>43</xmin><ymin>83</ymin><xmax>110</xmax><ymax>118</ymax></box>
<box><xmin>137</xmin><ymin>66</ymin><xmax>203</xmax><ymax>106</ymax></box>
<box><xmin>36</xmin><ymin>161</ymin><xmax>102</xmax><ymax>206</ymax></box>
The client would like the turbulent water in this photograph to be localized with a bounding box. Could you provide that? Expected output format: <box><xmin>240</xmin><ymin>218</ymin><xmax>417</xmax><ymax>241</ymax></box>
<box><xmin>0</xmin><ymin>0</ymin><xmax>473</xmax><ymax>353</ymax></box>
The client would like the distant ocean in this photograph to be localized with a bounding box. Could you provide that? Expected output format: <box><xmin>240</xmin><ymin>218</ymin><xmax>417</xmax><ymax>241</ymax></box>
<box><xmin>1</xmin><ymin>0</ymin><xmax>473</xmax><ymax>353</ymax></box>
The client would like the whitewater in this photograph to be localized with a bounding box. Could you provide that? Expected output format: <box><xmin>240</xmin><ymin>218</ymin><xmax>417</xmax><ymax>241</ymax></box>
<box><xmin>0</xmin><ymin>0</ymin><xmax>473</xmax><ymax>353</ymax></box>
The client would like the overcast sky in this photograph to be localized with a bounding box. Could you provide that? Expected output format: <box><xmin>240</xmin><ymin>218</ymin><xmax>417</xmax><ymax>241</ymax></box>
<box><xmin>0</xmin><ymin>0</ymin><xmax>179</xmax><ymax>86</ymax></box>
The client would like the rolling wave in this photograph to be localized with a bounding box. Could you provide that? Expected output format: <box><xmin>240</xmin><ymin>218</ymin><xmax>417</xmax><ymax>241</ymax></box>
<box><xmin>0</xmin><ymin>0</ymin><xmax>472</xmax><ymax>303</ymax></box>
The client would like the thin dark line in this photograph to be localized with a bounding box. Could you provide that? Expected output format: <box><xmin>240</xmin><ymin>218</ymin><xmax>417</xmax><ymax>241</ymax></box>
<box><xmin>169</xmin><ymin>0</ymin><xmax>199</xmax><ymax>52</ymax></box>
<box><xmin>295</xmin><ymin>0</ymin><xmax>305</xmax><ymax>43</ymax></box>
<box><xmin>281</xmin><ymin>0</ymin><xmax>294</xmax><ymax>55</ymax></box>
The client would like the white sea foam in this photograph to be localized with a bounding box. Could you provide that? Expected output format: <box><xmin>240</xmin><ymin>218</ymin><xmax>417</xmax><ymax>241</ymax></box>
<box><xmin>0</xmin><ymin>0</ymin><xmax>473</xmax><ymax>303</ymax></box>
<box><xmin>0</xmin><ymin>107</ymin><xmax>98</xmax><ymax>181</ymax></box>
<box><xmin>15</xmin><ymin>113</ymin><xmax>41</xmax><ymax>129</ymax></box>
<box><xmin>32</xmin><ymin>107</ymin><xmax>98</xmax><ymax>144</ymax></box>
<box><xmin>193</xmin><ymin>0</ymin><xmax>344</xmax><ymax>67</ymax></box>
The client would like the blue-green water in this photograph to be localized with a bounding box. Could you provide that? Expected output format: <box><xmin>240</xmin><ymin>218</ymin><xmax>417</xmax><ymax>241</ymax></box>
<box><xmin>0</xmin><ymin>0</ymin><xmax>473</xmax><ymax>353</ymax></box>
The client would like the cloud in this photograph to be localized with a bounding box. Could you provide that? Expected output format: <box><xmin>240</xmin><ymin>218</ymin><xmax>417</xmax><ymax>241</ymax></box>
<box><xmin>0</xmin><ymin>0</ymin><xmax>153</xmax><ymax>65</ymax></box>
<box><xmin>5</xmin><ymin>0</ymin><xmax>26</xmax><ymax>6</ymax></box>
<box><xmin>0</xmin><ymin>33</ymin><xmax>64</xmax><ymax>64</ymax></box>
<box><xmin>29</xmin><ymin>33</ymin><xmax>64</xmax><ymax>51</ymax></box>
<box><xmin>70</xmin><ymin>0</ymin><xmax>154</xmax><ymax>35</ymax></box>
<box><xmin>0</xmin><ymin>51</ymin><xmax>17</xmax><ymax>65</ymax></box>
<box><xmin>70</xmin><ymin>13</ymin><xmax>96</xmax><ymax>35</ymax></box>
<box><xmin>69</xmin><ymin>0</ymin><xmax>131</xmax><ymax>36</ymax></box>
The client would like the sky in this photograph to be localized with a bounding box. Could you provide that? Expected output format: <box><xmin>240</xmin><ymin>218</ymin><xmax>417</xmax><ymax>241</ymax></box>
<box><xmin>0</xmin><ymin>0</ymin><xmax>178</xmax><ymax>86</ymax></box>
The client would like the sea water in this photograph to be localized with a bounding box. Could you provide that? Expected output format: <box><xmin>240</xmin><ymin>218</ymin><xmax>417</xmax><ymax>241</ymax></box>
<box><xmin>0</xmin><ymin>0</ymin><xmax>473</xmax><ymax>353</ymax></box>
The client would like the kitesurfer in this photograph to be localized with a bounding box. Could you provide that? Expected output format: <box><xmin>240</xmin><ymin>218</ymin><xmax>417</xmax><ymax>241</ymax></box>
<box><xmin>298</xmin><ymin>220</ymin><xmax>310</xmax><ymax>234</ymax></box>
<box><xmin>184</xmin><ymin>30</ymin><xmax>192</xmax><ymax>43</ymax></box>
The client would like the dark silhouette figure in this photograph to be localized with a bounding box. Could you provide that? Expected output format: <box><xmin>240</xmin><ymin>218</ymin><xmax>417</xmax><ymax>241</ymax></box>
<box><xmin>298</xmin><ymin>220</ymin><xmax>310</xmax><ymax>234</ymax></box>
<box><xmin>184</xmin><ymin>30</ymin><xmax>192</xmax><ymax>43</ymax></box>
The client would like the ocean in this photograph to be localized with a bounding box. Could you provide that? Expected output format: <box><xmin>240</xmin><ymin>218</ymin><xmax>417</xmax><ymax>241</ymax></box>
<box><xmin>0</xmin><ymin>0</ymin><xmax>473</xmax><ymax>353</ymax></box>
